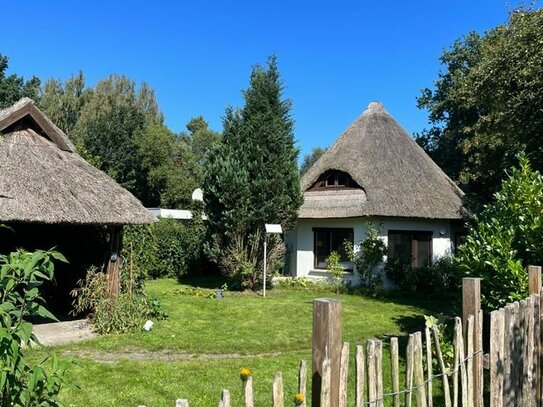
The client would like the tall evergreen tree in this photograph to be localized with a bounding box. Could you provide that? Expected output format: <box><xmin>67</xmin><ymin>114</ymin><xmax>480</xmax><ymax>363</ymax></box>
<box><xmin>204</xmin><ymin>56</ymin><xmax>303</xmax><ymax>289</ymax></box>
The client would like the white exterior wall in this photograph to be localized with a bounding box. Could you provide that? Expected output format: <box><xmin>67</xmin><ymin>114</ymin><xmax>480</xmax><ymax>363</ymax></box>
<box><xmin>289</xmin><ymin>217</ymin><xmax>454</xmax><ymax>283</ymax></box>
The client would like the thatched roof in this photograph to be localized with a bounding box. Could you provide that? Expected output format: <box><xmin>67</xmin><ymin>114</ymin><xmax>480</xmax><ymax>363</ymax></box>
<box><xmin>0</xmin><ymin>98</ymin><xmax>155</xmax><ymax>225</ymax></box>
<box><xmin>300</xmin><ymin>102</ymin><xmax>466</xmax><ymax>219</ymax></box>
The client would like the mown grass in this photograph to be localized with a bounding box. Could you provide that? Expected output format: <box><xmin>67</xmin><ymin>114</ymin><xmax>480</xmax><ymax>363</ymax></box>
<box><xmin>32</xmin><ymin>278</ymin><xmax>451</xmax><ymax>406</ymax></box>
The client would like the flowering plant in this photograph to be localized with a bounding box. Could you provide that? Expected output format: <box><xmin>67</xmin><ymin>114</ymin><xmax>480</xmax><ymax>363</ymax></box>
<box><xmin>240</xmin><ymin>367</ymin><xmax>251</xmax><ymax>381</ymax></box>
<box><xmin>294</xmin><ymin>393</ymin><xmax>305</xmax><ymax>405</ymax></box>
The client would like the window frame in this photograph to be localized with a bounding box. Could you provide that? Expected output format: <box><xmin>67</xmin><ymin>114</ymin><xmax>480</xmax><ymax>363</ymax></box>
<box><xmin>387</xmin><ymin>230</ymin><xmax>433</xmax><ymax>268</ymax></box>
<box><xmin>313</xmin><ymin>227</ymin><xmax>354</xmax><ymax>271</ymax></box>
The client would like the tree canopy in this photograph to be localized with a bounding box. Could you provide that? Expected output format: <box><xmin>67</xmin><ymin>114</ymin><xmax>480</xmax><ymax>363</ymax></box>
<box><xmin>300</xmin><ymin>147</ymin><xmax>327</xmax><ymax>175</ymax></box>
<box><xmin>0</xmin><ymin>54</ymin><xmax>40</xmax><ymax>109</ymax></box>
<box><xmin>417</xmin><ymin>7</ymin><xmax>543</xmax><ymax>207</ymax></box>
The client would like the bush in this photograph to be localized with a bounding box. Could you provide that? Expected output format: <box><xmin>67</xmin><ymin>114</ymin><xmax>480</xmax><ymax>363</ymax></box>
<box><xmin>457</xmin><ymin>153</ymin><xmax>543</xmax><ymax>310</ymax></box>
<box><xmin>71</xmin><ymin>267</ymin><xmax>167</xmax><ymax>334</ymax></box>
<box><xmin>326</xmin><ymin>251</ymin><xmax>345</xmax><ymax>293</ymax></box>
<box><xmin>345</xmin><ymin>223</ymin><xmax>387</xmax><ymax>288</ymax></box>
<box><xmin>209</xmin><ymin>230</ymin><xmax>284</xmax><ymax>290</ymax></box>
<box><xmin>385</xmin><ymin>256</ymin><xmax>459</xmax><ymax>297</ymax></box>
<box><xmin>123</xmin><ymin>216</ymin><xmax>207</xmax><ymax>281</ymax></box>
<box><xmin>0</xmin><ymin>249</ymin><xmax>71</xmax><ymax>405</ymax></box>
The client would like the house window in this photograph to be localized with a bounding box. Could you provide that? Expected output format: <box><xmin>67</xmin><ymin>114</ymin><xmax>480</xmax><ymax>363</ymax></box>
<box><xmin>309</xmin><ymin>170</ymin><xmax>360</xmax><ymax>190</ymax></box>
<box><xmin>313</xmin><ymin>228</ymin><xmax>354</xmax><ymax>269</ymax></box>
<box><xmin>388</xmin><ymin>230</ymin><xmax>432</xmax><ymax>267</ymax></box>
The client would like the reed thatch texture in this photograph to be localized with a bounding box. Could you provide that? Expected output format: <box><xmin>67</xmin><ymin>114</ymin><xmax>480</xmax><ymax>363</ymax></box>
<box><xmin>0</xmin><ymin>98</ymin><xmax>155</xmax><ymax>225</ymax></box>
<box><xmin>300</xmin><ymin>102</ymin><xmax>466</xmax><ymax>219</ymax></box>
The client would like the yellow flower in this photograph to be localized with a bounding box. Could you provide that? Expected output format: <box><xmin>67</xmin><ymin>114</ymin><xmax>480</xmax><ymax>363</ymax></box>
<box><xmin>240</xmin><ymin>367</ymin><xmax>251</xmax><ymax>381</ymax></box>
<box><xmin>294</xmin><ymin>393</ymin><xmax>305</xmax><ymax>405</ymax></box>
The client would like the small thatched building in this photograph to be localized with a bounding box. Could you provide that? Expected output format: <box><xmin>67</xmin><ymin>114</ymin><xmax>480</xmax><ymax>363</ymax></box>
<box><xmin>287</xmin><ymin>102</ymin><xmax>466</xmax><ymax>282</ymax></box>
<box><xmin>0</xmin><ymin>98</ymin><xmax>155</xmax><ymax>312</ymax></box>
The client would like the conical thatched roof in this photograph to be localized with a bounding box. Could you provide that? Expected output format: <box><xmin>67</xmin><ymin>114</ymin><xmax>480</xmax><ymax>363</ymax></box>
<box><xmin>0</xmin><ymin>98</ymin><xmax>155</xmax><ymax>225</ymax></box>
<box><xmin>300</xmin><ymin>102</ymin><xmax>466</xmax><ymax>219</ymax></box>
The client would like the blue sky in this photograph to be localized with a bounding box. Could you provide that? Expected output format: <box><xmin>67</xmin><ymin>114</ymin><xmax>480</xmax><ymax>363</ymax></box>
<box><xmin>2</xmin><ymin>1</ymin><xmax>522</xmax><ymax>159</ymax></box>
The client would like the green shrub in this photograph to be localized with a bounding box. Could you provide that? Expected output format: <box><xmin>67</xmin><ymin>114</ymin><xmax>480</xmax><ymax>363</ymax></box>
<box><xmin>345</xmin><ymin>223</ymin><xmax>387</xmax><ymax>288</ymax></box>
<box><xmin>457</xmin><ymin>153</ymin><xmax>543</xmax><ymax>310</ymax></box>
<box><xmin>385</xmin><ymin>256</ymin><xmax>459</xmax><ymax>297</ymax></box>
<box><xmin>326</xmin><ymin>251</ymin><xmax>345</xmax><ymax>293</ymax></box>
<box><xmin>123</xmin><ymin>216</ymin><xmax>207</xmax><ymax>281</ymax></box>
<box><xmin>0</xmin><ymin>249</ymin><xmax>71</xmax><ymax>405</ymax></box>
<box><xmin>71</xmin><ymin>267</ymin><xmax>167</xmax><ymax>334</ymax></box>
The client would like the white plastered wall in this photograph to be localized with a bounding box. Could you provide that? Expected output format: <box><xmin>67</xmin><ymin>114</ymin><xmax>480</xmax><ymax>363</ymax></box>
<box><xmin>289</xmin><ymin>217</ymin><xmax>454</xmax><ymax>284</ymax></box>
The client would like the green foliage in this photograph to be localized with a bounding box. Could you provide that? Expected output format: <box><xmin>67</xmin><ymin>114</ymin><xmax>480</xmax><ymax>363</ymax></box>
<box><xmin>424</xmin><ymin>314</ymin><xmax>455</xmax><ymax>371</ymax></box>
<box><xmin>0</xmin><ymin>53</ymin><xmax>41</xmax><ymax>109</ymax></box>
<box><xmin>456</xmin><ymin>153</ymin><xmax>543</xmax><ymax>310</ymax></box>
<box><xmin>0</xmin><ymin>249</ymin><xmax>71</xmax><ymax>406</ymax></box>
<box><xmin>325</xmin><ymin>251</ymin><xmax>345</xmax><ymax>293</ymax></box>
<box><xmin>385</xmin><ymin>256</ymin><xmax>459</xmax><ymax>297</ymax></box>
<box><xmin>204</xmin><ymin>56</ymin><xmax>303</xmax><ymax>289</ymax></box>
<box><xmin>418</xmin><ymin>7</ymin><xmax>543</xmax><ymax>205</ymax></box>
<box><xmin>71</xmin><ymin>268</ymin><xmax>167</xmax><ymax>334</ymax></box>
<box><xmin>300</xmin><ymin>147</ymin><xmax>327</xmax><ymax>175</ymax></box>
<box><xmin>345</xmin><ymin>223</ymin><xmax>387</xmax><ymax>288</ymax></box>
<box><xmin>72</xmin><ymin>75</ymin><xmax>162</xmax><ymax>198</ymax></box>
<box><xmin>123</xmin><ymin>217</ymin><xmax>207</xmax><ymax>281</ymax></box>
<box><xmin>40</xmin><ymin>72</ymin><xmax>90</xmax><ymax>135</ymax></box>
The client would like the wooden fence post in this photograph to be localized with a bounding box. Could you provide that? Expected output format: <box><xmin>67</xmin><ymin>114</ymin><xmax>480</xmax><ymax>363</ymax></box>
<box><xmin>462</xmin><ymin>277</ymin><xmax>482</xmax><ymax>407</ymax></box>
<box><xmin>528</xmin><ymin>265</ymin><xmax>542</xmax><ymax>406</ymax></box>
<box><xmin>312</xmin><ymin>299</ymin><xmax>342</xmax><ymax>407</ymax></box>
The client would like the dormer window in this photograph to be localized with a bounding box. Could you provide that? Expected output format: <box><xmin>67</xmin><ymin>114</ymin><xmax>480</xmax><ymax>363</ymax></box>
<box><xmin>309</xmin><ymin>170</ymin><xmax>360</xmax><ymax>190</ymax></box>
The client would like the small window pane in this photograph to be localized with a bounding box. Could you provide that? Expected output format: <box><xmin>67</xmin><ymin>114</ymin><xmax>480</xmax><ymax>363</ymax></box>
<box><xmin>388</xmin><ymin>232</ymin><xmax>412</xmax><ymax>263</ymax></box>
<box><xmin>326</xmin><ymin>174</ymin><xmax>336</xmax><ymax>186</ymax></box>
<box><xmin>315</xmin><ymin>230</ymin><xmax>331</xmax><ymax>268</ymax></box>
<box><xmin>314</xmin><ymin>228</ymin><xmax>354</xmax><ymax>268</ymax></box>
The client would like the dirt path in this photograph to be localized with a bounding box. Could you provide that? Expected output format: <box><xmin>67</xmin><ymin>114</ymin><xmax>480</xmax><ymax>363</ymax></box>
<box><xmin>62</xmin><ymin>349</ymin><xmax>286</xmax><ymax>363</ymax></box>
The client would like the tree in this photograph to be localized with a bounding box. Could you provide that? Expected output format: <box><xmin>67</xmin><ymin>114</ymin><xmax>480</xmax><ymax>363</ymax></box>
<box><xmin>456</xmin><ymin>153</ymin><xmax>543</xmax><ymax>310</ymax></box>
<box><xmin>0</xmin><ymin>54</ymin><xmax>40</xmax><ymax>108</ymax></box>
<box><xmin>135</xmin><ymin>123</ymin><xmax>200</xmax><ymax>208</ymax></box>
<box><xmin>204</xmin><ymin>56</ymin><xmax>303</xmax><ymax>289</ymax></box>
<box><xmin>40</xmin><ymin>72</ymin><xmax>90</xmax><ymax>135</ymax></box>
<box><xmin>417</xmin><ymin>7</ymin><xmax>543</xmax><ymax>206</ymax></box>
<box><xmin>183</xmin><ymin>116</ymin><xmax>221</xmax><ymax>167</ymax></box>
<box><xmin>73</xmin><ymin>75</ymin><xmax>162</xmax><ymax>199</ymax></box>
<box><xmin>300</xmin><ymin>147</ymin><xmax>327</xmax><ymax>175</ymax></box>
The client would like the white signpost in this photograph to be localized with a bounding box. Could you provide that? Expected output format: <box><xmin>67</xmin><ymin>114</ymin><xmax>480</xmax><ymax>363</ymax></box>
<box><xmin>263</xmin><ymin>224</ymin><xmax>283</xmax><ymax>297</ymax></box>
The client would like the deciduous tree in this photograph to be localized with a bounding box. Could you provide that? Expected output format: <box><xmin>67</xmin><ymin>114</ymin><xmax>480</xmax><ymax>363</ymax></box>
<box><xmin>417</xmin><ymin>7</ymin><xmax>543</xmax><ymax>207</ymax></box>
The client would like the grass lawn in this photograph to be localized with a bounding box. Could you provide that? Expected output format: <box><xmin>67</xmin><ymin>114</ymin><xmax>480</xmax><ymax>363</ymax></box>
<box><xmin>32</xmin><ymin>278</ymin><xmax>451</xmax><ymax>406</ymax></box>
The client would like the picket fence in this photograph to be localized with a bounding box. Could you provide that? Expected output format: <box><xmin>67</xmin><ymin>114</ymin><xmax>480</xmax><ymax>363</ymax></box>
<box><xmin>145</xmin><ymin>266</ymin><xmax>543</xmax><ymax>407</ymax></box>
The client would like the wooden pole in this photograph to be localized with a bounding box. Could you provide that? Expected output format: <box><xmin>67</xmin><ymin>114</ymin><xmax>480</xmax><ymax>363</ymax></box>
<box><xmin>106</xmin><ymin>225</ymin><xmax>123</xmax><ymax>296</ymax></box>
<box><xmin>528</xmin><ymin>265</ymin><xmax>542</xmax><ymax>296</ymax></box>
<box><xmin>312</xmin><ymin>299</ymin><xmax>342</xmax><ymax>407</ymax></box>
<box><xmin>462</xmin><ymin>278</ymin><xmax>482</xmax><ymax>407</ymax></box>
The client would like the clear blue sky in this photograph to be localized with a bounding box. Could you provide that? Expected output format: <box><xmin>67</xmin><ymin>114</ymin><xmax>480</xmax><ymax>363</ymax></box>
<box><xmin>2</xmin><ymin>1</ymin><xmax>522</xmax><ymax>159</ymax></box>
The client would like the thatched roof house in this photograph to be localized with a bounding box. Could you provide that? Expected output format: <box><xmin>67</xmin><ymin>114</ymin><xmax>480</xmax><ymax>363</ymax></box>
<box><xmin>0</xmin><ymin>97</ymin><xmax>155</xmax><ymax>225</ymax></box>
<box><xmin>0</xmin><ymin>98</ymin><xmax>154</xmax><ymax>308</ymax></box>
<box><xmin>287</xmin><ymin>102</ymin><xmax>466</xmax><ymax>282</ymax></box>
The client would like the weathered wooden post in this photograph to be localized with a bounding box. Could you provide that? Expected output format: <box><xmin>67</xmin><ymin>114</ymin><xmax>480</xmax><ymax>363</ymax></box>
<box><xmin>106</xmin><ymin>225</ymin><xmax>123</xmax><ymax>296</ymax></box>
<box><xmin>312</xmin><ymin>299</ymin><xmax>342</xmax><ymax>407</ymax></box>
<box><xmin>462</xmin><ymin>277</ymin><xmax>482</xmax><ymax>407</ymax></box>
<box><xmin>528</xmin><ymin>265</ymin><xmax>542</xmax><ymax>405</ymax></box>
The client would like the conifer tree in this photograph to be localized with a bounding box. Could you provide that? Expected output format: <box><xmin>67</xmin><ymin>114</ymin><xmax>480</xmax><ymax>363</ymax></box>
<box><xmin>204</xmin><ymin>56</ymin><xmax>303</xmax><ymax>289</ymax></box>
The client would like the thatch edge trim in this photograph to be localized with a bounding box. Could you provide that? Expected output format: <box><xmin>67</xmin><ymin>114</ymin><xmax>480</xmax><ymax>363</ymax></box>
<box><xmin>0</xmin><ymin>98</ymin><xmax>75</xmax><ymax>152</ymax></box>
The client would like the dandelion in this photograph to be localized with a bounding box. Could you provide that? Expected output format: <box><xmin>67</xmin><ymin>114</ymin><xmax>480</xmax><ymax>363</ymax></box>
<box><xmin>240</xmin><ymin>367</ymin><xmax>251</xmax><ymax>381</ymax></box>
<box><xmin>294</xmin><ymin>393</ymin><xmax>305</xmax><ymax>405</ymax></box>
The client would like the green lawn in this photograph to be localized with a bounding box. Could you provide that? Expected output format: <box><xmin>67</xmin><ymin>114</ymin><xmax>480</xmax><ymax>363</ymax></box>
<box><xmin>34</xmin><ymin>278</ymin><xmax>450</xmax><ymax>406</ymax></box>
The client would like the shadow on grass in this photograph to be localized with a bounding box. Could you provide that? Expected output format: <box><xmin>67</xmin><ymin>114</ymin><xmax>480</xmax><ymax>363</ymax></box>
<box><xmin>177</xmin><ymin>273</ymin><xmax>230</xmax><ymax>289</ymax></box>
